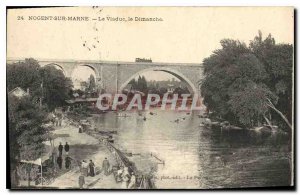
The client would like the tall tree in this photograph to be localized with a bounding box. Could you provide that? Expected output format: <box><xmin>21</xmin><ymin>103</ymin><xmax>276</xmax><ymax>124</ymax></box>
<box><xmin>128</xmin><ymin>79</ymin><xmax>137</xmax><ymax>90</ymax></box>
<box><xmin>8</xmin><ymin>96</ymin><xmax>50</xmax><ymax>186</ymax></box>
<box><xmin>137</xmin><ymin>76</ymin><xmax>142</xmax><ymax>91</ymax></box>
<box><xmin>141</xmin><ymin>76</ymin><xmax>148</xmax><ymax>93</ymax></box>
<box><xmin>250</xmin><ymin>31</ymin><xmax>293</xmax><ymax>126</ymax></box>
<box><xmin>201</xmin><ymin>33</ymin><xmax>293</xmax><ymax>130</ymax></box>
<box><xmin>201</xmin><ymin>39</ymin><xmax>252</xmax><ymax>122</ymax></box>
<box><xmin>39</xmin><ymin>66</ymin><xmax>73</xmax><ymax>111</ymax></box>
<box><xmin>7</xmin><ymin>58</ymin><xmax>41</xmax><ymax>95</ymax></box>
<box><xmin>7</xmin><ymin>58</ymin><xmax>73</xmax><ymax>111</ymax></box>
<box><xmin>88</xmin><ymin>74</ymin><xmax>96</xmax><ymax>92</ymax></box>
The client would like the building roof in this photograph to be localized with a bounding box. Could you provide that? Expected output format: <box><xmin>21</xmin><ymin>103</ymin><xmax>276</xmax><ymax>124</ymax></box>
<box><xmin>8</xmin><ymin>87</ymin><xmax>29</xmax><ymax>98</ymax></box>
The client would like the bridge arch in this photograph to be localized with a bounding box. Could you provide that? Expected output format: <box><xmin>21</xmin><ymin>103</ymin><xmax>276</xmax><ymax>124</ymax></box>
<box><xmin>79</xmin><ymin>64</ymin><xmax>100</xmax><ymax>78</ymax></box>
<box><xmin>44</xmin><ymin>63</ymin><xmax>67</xmax><ymax>76</ymax></box>
<box><xmin>70</xmin><ymin>64</ymin><xmax>100</xmax><ymax>90</ymax></box>
<box><xmin>119</xmin><ymin>67</ymin><xmax>198</xmax><ymax>96</ymax></box>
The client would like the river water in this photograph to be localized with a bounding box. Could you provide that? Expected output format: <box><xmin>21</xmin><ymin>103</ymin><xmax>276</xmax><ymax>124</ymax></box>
<box><xmin>90</xmin><ymin>109</ymin><xmax>291</xmax><ymax>189</ymax></box>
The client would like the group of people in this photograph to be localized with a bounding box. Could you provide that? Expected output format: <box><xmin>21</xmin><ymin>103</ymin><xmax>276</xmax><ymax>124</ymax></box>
<box><xmin>56</xmin><ymin>142</ymin><xmax>71</xmax><ymax>170</ymax></box>
<box><xmin>51</xmin><ymin>112</ymin><xmax>63</xmax><ymax>127</ymax></box>
<box><xmin>78</xmin><ymin>157</ymin><xmax>111</xmax><ymax>189</ymax></box>
<box><xmin>116</xmin><ymin>166</ymin><xmax>136</xmax><ymax>189</ymax></box>
<box><xmin>81</xmin><ymin>160</ymin><xmax>96</xmax><ymax>177</ymax></box>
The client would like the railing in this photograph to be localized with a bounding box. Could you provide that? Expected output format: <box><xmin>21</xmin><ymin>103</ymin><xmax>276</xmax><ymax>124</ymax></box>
<box><xmin>103</xmin><ymin>140</ymin><xmax>134</xmax><ymax>171</ymax></box>
<box><xmin>101</xmin><ymin>139</ymin><xmax>155</xmax><ymax>189</ymax></box>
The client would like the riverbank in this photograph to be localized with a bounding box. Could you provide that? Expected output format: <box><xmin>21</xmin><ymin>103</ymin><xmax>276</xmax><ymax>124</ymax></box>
<box><xmin>43</xmin><ymin>122</ymin><xmax>122</xmax><ymax>189</ymax></box>
<box><xmin>60</xmin><ymin>109</ymin><xmax>292</xmax><ymax>189</ymax></box>
<box><xmin>56</xmin><ymin>113</ymin><xmax>157</xmax><ymax>189</ymax></box>
<box><xmin>84</xmin><ymin>126</ymin><xmax>158</xmax><ymax>189</ymax></box>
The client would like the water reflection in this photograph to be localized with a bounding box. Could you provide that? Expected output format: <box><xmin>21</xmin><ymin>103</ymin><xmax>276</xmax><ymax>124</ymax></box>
<box><xmin>90</xmin><ymin>109</ymin><xmax>291</xmax><ymax>189</ymax></box>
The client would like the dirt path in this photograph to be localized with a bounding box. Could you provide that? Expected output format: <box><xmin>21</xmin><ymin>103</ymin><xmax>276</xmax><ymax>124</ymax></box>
<box><xmin>44</xmin><ymin>124</ymin><xmax>121</xmax><ymax>189</ymax></box>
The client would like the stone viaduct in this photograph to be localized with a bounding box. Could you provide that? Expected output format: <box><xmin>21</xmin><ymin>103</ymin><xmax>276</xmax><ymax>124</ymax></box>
<box><xmin>7</xmin><ymin>59</ymin><xmax>203</xmax><ymax>97</ymax></box>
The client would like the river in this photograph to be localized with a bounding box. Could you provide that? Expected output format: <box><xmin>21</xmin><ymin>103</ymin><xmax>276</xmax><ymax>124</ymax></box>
<box><xmin>90</xmin><ymin>109</ymin><xmax>291</xmax><ymax>189</ymax></box>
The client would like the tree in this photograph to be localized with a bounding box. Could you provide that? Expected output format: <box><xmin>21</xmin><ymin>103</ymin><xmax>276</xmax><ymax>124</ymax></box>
<box><xmin>201</xmin><ymin>33</ymin><xmax>293</xmax><ymax>131</ymax></box>
<box><xmin>140</xmin><ymin>76</ymin><xmax>148</xmax><ymax>93</ymax></box>
<box><xmin>88</xmin><ymin>74</ymin><xmax>96</xmax><ymax>92</ymax></box>
<box><xmin>7</xmin><ymin>58</ymin><xmax>41</xmax><ymax>99</ymax></box>
<box><xmin>159</xmin><ymin>87</ymin><xmax>168</xmax><ymax>95</ymax></box>
<box><xmin>134</xmin><ymin>75</ymin><xmax>148</xmax><ymax>93</ymax></box>
<box><xmin>174</xmin><ymin>87</ymin><xmax>184</xmax><ymax>96</ymax></box>
<box><xmin>8</xmin><ymin>96</ymin><xmax>50</xmax><ymax>186</ymax></box>
<box><xmin>228</xmin><ymin>82</ymin><xmax>277</xmax><ymax>127</ymax></box>
<box><xmin>201</xmin><ymin>39</ymin><xmax>252</xmax><ymax>122</ymax></box>
<box><xmin>128</xmin><ymin>79</ymin><xmax>137</xmax><ymax>90</ymax></box>
<box><xmin>7</xmin><ymin>58</ymin><xmax>73</xmax><ymax>111</ymax></box>
<box><xmin>137</xmin><ymin>76</ymin><xmax>142</xmax><ymax>91</ymax></box>
<box><xmin>250</xmin><ymin>31</ymin><xmax>293</xmax><ymax>128</ymax></box>
<box><xmin>39</xmin><ymin>66</ymin><xmax>73</xmax><ymax>111</ymax></box>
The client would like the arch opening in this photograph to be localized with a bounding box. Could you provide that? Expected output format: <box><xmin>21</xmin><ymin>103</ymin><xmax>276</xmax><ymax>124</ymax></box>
<box><xmin>44</xmin><ymin>63</ymin><xmax>66</xmax><ymax>76</ymax></box>
<box><xmin>71</xmin><ymin>65</ymin><xmax>98</xmax><ymax>91</ymax></box>
<box><xmin>119</xmin><ymin>67</ymin><xmax>198</xmax><ymax>96</ymax></box>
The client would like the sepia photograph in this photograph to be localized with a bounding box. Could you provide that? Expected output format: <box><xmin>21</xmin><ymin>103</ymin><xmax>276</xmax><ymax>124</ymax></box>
<box><xmin>6</xmin><ymin>6</ymin><xmax>294</xmax><ymax>190</ymax></box>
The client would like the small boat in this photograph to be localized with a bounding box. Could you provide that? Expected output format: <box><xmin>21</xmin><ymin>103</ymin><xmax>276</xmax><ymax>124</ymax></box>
<box><xmin>250</xmin><ymin>125</ymin><xmax>279</xmax><ymax>132</ymax></box>
<box><xmin>222</xmin><ymin>125</ymin><xmax>243</xmax><ymax>131</ymax></box>
<box><xmin>202</xmin><ymin>118</ymin><xmax>220</xmax><ymax>128</ymax></box>
<box><xmin>98</xmin><ymin>130</ymin><xmax>118</xmax><ymax>135</ymax></box>
<box><xmin>221</xmin><ymin>121</ymin><xmax>243</xmax><ymax>131</ymax></box>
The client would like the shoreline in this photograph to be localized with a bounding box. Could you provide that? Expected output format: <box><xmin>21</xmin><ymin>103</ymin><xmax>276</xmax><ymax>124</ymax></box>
<box><xmin>65</xmin><ymin>112</ymin><xmax>157</xmax><ymax>189</ymax></box>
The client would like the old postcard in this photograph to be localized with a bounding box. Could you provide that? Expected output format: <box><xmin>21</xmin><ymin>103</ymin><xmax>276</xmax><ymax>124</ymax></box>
<box><xmin>6</xmin><ymin>7</ymin><xmax>294</xmax><ymax>189</ymax></box>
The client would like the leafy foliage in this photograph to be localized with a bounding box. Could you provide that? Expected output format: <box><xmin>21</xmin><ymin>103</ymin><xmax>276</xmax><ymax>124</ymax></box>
<box><xmin>7</xmin><ymin>58</ymin><xmax>41</xmax><ymax>96</ymax></box>
<box><xmin>128</xmin><ymin>76</ymin><xmax>148</xmax><ymax>93</ymax></box>
<box><xmin>87</xmin><ymin>74</ymin><xmax>96</xmax><ymax>92</ymax></box>
<box><xmin>201</xmin><ymin>32</ymin><xmax>293</xmax><ymax>129</ymax></box>
<box><xmin>7</xmin><ymin>58</ymin><xmax>73</xmax><ymax>111</ymax></box>
<box><xmin>228</xmin><ymin>83</ymin><xmax>277</xmax><ymax>126</ymax></box>
<box><xmin>8</xmin><ymin>96</ymin><xmax>49</xmax><ymax>163</ymax></box>
<box><xmin>39</xmin><ymin>66</ymin><xmax>73</xmax><ymax>110</ymax></box>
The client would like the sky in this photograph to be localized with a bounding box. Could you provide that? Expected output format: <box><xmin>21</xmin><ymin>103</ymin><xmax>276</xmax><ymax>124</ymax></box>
<box><xmin>7</xmin><ymin>7</ymin><xmax>294</xmax><ymax>81</ymax></box>
<box><xmin>135</xmin><ymin>71</ymin><xmax>180</xmax><ymax>81</ymax></box>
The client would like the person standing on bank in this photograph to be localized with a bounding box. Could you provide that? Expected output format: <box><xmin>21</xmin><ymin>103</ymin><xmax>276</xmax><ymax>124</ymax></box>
<box><xmin>128</xmin><ymin>172</ymin><xmax>136</xmax><ymax>189</ymax></box>
<box><xmin>65</xmin><ymin>142</ymin><xmax>70</xmax><ymax>155</ymax></box>
<box><xmin>79</xmin><ymin>125</ymin><xmax>83</xmax><ymax>133</ymax></box>
<box><xmin>65</xmin><ymin>156</ymin><xmax>71</xmax><ymax>169</ymax></box>
<box><xmin>57</xmin><ymin>156</ymin><xmax>63</xmax><ymax>169</ymax></box>
<box><xmin>102</xmin><ymin>157</ymin><xmax>110</xmax><ymax>175</ymax></box>
<box><xmin>81</xmin><ymin>160</ymin><xmax>89</xmax><ymax>177</ymax></box>
<box><xmin>121</xmin><ymin>167</ymin><xmax>130</xmax><ymax>189</ymax></box>
<box><xmin>58</xmin><ymin>142</ymin><xmax>63</xmax><ymax>156</ymax></box>
<box><xmin>78</xmin><ymin>174</ymin><xmax>85</xmax><ymax>189</ymax></box>
<box><xmin>89</xmin><ymin>160</ymin><xmax>95</xmax><ymax>177</ymax></box>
